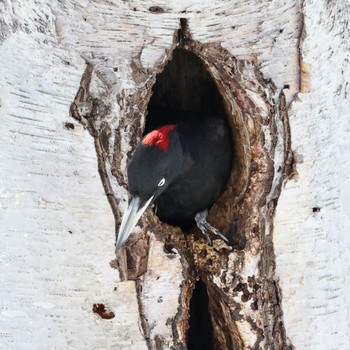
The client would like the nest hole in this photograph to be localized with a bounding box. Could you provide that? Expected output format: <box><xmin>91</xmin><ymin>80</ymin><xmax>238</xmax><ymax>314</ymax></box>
<box><xmin>187</xmin><ymin>279</ymin><xmax>213</xmax><ymax>350</ymax></box>
<box><xmin>145</xmin><ymin>48</ymin><xmax>248</xmax><ymax>245</ymax></box>
<box><xmin>145</xmin><ymin>49</ymin><xmax>226</xmax><ymax>133</ymax></box>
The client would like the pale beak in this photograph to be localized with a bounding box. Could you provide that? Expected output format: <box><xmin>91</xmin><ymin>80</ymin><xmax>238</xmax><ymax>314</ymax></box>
<box><xmin>115</xmin><ymin>196</ymin><xmax>154</xmax><ymax>254</ymax></box>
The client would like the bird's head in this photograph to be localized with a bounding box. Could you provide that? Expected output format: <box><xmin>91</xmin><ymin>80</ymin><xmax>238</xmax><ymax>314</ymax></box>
<box><xmin>115</xmin><ymin>125</ymin><xmax>182</xmax><ymax>253</ymax></box>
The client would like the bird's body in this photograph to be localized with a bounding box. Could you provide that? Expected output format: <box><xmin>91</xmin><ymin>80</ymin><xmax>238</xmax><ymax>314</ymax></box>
<box><xmin>116</xmin><ymin>114</ymin><xmax>233</xmax><ymax>252</ymax></box>
<box><xmin>153</xmin><ymin>117</ymin><xmax>232</xmax><ymax>230</ymax></box>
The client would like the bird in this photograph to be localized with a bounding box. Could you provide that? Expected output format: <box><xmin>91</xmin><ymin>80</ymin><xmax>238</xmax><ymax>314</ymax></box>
<box><xmin>115</xmin><ymin>113</ymin><xmax>233</xmax><ymax>253</ymax></box>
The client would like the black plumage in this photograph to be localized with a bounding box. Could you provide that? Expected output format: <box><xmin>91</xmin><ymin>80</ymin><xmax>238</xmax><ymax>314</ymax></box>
<box><xmin>116</xmin><ymin>114</ymin><xmax>233</xmax><ymax>252</ymax></box>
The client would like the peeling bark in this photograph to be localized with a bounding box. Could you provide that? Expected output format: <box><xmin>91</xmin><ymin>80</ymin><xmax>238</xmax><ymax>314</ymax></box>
<box><xmin>70</xmin><ymin>16</ymin><xmax>294</xmax><ymax>349</ymax></box>
<box><xmin>3</xmin><ymin>1</ymin><xmax>349</xmax><ymax>349</ymax></box>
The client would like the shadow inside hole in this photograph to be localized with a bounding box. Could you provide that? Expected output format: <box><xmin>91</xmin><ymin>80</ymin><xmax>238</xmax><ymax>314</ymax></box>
<box><xmin>187</xmin><ymin>280</ymin><xmax>213</xmax><ymax>350</ymax></box>
<box><xmin>145</xmin><ymin>48</ymin><xmax>226</xmax><ymax>134</ymax></box>
<box><xmin>145</xmin><ymin>48</ymin><xmax>234</xmax><ymax>232</ymax></box>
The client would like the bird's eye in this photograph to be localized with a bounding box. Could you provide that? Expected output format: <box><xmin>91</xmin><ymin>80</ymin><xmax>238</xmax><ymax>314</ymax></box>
<box><xmin>158</xmin><ymin>178</ymin><xmax>166</xmax><ymax>187</ymax></box>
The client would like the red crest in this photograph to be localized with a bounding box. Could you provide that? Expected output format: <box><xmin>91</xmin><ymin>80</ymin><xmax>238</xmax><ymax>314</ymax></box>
<box><xmin>142</xmin><ymin>125</ymin><xmax>175</xmax><ymax>151</ymax></box>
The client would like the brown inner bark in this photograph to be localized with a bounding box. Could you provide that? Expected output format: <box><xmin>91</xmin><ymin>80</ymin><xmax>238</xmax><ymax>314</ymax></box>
<box><xmin>70</xmin><ymin>18</ymin><xmax>293</xmax><ymax>350</ymax></box>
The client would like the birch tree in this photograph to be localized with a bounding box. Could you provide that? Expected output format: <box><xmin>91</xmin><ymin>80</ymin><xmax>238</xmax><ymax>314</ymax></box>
<box><xmin>1</xmin><ymin>1</ymin><xmax>349</xmax><ymax>349</ymax></box>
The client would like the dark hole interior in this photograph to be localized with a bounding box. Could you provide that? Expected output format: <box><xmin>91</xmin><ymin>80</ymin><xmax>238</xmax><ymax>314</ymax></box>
<box><xmin>144</xmin><ymin>48</ymin><xmax>226</xmax><ymax>134</ymax></box>
<box><xmin>187</xmin><ymin>280</ymin><xmax>213</xmax><ymax>350</ymax></box>
<box><xmin>144</xmin><ymin>49</ymin><xmax>233</xmax><ymax>348</ymax></box>
<box><xmin>145</xmin><ymin>48</ymin><xmax>233</xmax><ymax>230</ymax></box>
<box><xmin>144</xmin><ymin>49</ymin><xmax>249</xmax><ymax>249</ymax></box>
<box><xmin>144</xmin><ymin>48</ymin><xmax>234</xmax><ymax>231</ymax></box>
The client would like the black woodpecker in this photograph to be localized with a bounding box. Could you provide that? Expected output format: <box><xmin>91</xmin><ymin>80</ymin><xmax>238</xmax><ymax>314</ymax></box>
<box><xmin>115</xmin><ymin>115</ymin><xmax>233</xmax><ymax>253</ymax></box>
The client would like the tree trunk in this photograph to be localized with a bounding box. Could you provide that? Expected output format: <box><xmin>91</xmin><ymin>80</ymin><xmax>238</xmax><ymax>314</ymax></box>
<box><xmin>1</xmin><ymin>1</ymin><xmax>349</xmax><ymax>349</ymax></box>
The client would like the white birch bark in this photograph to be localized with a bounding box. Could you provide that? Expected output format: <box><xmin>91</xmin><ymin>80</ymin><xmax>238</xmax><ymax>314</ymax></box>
<box><xmin>0</xmin><ymin>0</ymin><xmax>349</xmax><ymax>349</ymax></box>
<box><xmin>274</xmin><ymin>1</ymin><xmax>350</xmax><ymax>349</ymax></box>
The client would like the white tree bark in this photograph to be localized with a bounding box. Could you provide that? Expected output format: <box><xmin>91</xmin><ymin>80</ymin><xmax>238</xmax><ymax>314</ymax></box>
<box><xmin>274</xmin><ymin>1</ymin><xmax>350</xmax><ymax>348</ymax></box>
<box><xmin>0</xmin><ymin>1</ymin><xmax>349</xmax><ymax>349</ymax></box>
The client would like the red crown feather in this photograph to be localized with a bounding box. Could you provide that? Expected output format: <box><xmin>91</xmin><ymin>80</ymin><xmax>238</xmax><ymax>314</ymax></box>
<box><xmin>142</xmin><ymin>125</ymin><xmax>175</xmax><ymax>151</ymax></box>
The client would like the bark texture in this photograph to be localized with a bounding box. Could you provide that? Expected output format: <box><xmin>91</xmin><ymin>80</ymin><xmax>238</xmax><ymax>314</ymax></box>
<box><xmin>1</xmin><ymin>1</ymin><xmax>349</xmax><ymax>350</ymax></box>
<box><xmin>274</xmin><ymin>1</ymin><xmax>350</xmax><ymax>348</ymax></box>
<box><xmin>70</xmin><ymin>10</ymin><xmax>295</xmax><ymax>350</ymax></box>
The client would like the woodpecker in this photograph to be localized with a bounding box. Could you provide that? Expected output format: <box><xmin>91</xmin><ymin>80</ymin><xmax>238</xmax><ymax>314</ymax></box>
<box><xmin>115</xmin><ymin>115</ymin><xmax>233</xmax><ymax>253</ymax></box>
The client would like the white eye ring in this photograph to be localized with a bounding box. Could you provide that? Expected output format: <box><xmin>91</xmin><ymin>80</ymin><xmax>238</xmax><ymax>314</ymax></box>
<box><xmin>158</xmin><ymin>178</ymin><xmax>166</xmax><ymax>187</ymax></box>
